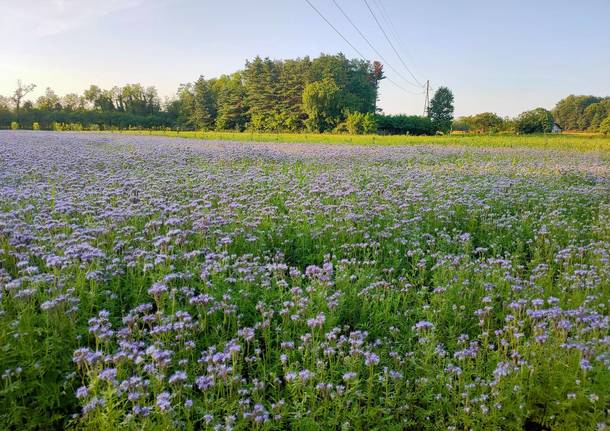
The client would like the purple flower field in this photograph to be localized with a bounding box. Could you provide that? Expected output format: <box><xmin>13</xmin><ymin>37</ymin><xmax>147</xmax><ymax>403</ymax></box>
<box><xmin>0</xmin><ymin>131</ymin><xmax>609</xmax><ymax>430</ymax></box>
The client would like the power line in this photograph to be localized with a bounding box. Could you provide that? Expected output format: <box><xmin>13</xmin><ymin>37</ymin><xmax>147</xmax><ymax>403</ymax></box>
<box><xmin>303</xmin><ymin>0</ymin><xmax>368</xmax><ymax>60</ymax></box>
<box><xmin>372</xmin><ymin>0</ymin><xmax>420</xmax><ymax>74</ymax></box>
<box><xmin>386</xmin><ymin>77</ymin><xmax>424</xmax><ymax>95</ymax></box>
<box><xmin>330</xmin><ymin>0</ymin><xmax>422</xmax><ymax>91</ymax></box>
<box><xmin>303</xmin><ymin>0</ymin><xmax>423</xmax><ymax>97</ymax></box>
<box><xmin>362</xmin><ymin>0</ymin><xmax>423</xmax><ymax>87</ymax></box>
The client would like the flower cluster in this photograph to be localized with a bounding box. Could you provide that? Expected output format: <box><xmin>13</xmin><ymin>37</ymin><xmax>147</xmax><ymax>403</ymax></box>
<box><xmin>0</xmin><ymin>131</ymin><xmax>608</xmax><ymax>430</ymax></box>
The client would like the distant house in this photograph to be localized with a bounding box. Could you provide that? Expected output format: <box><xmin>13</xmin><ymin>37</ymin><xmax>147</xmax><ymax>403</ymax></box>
<box><xmin>551</xmin><ymin>122</ymin><xmax>563</xmax><ymax>134</ymax></box>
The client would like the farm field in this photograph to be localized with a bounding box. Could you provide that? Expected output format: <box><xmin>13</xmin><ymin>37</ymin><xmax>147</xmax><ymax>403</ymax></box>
<box><xmin>0</xmin><ymin>130</ymin><xmax>609</xmax><ymax>430</ymax></box>
<box><xmin>113</xmin><ymin>129</ymin><xmax>610</xmax><ymax>152</ymax></box>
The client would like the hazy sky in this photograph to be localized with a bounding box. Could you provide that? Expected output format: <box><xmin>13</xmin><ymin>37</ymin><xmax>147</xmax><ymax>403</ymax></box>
<box><xmin>1</xmin><ymin>0</ymin><xmax>609</xmax><ymax>116</ymax></box>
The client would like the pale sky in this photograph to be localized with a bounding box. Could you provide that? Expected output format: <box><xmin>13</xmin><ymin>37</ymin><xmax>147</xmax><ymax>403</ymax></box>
<box><xmin>1</xmin><ymin>0</ymin><xmax>609</xmax><ymax>117</ymax></box>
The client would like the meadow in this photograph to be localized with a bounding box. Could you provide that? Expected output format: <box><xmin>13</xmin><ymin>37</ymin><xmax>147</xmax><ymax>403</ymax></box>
<box><xmin>114</xmin><ymin>129</ymin><xmax>610</xmax><ymax>152</ymax></box>
<box><xmin>0</xmin><ymin>130</ymin><xmax>609</xmax><ymax>430</ymax></box>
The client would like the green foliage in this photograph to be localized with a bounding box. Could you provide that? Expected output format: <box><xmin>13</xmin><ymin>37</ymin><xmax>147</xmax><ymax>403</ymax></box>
<box><xmin>5</xmin><ymin>57</ymin><xmax>610</xmax><ymax>137</ymax></box>
<box><xmin>600</xmin><ymin>115</ymin><xmax>610</xmax><ymax>134</ymax></box>
<box><xmin>35</xmin><ymin>87</ymin><xmax>61</xmax><ymax>111</ymax></box>
<box><xmin>0</xmin><ymin>55</ymin><xmax>386</xmax><ymax>134</ymax></box>
<box><xmin>10</xmin><ymin>121</ymin><xmax>19</xmax><ymax>130</ymax></box>
<box><xmin>361</xmin><ymin>112</ymin><xmax>377</xmax><ymax>134</ymax></box>
<box><xmin>428</xmin><ymin>87</ymin><xmax>454</xmax><ymax>133</ymax></box>
<box><xmin>451</xmin><ymin>118</ymin><xmax>470</xmax><ymax>132</ymax></box>
<box><xmin>552</xmin><ymin>95</ymin><xmax>609</xmax><ymax>131</ymax></box>
<box><xmin>376</xmin><ymin>114</ymin><xmax>435</xmax><ymax>135</ymax></box>
<box><xmin>460</xmin><ymin>112</ymin><xmax>505</xmax><ymax>133</ymax></box>
<box><xmin>213</xmin><ymin>73</ymin><xmax>248</xmax><ymax>131</ymax></box>
<box><xmin>343</xmin><ymin>112</ymin><xmax>377</xmax><ymax>134</ymax></box>
<box><xmin>82</xmin><ymin>84</ymin><xmax>160</xmax><ymax>115</ymax></box>
<box><xmin>32</xmin><ymin>122</ymin><xmax>40</xmax><ymax>130</ymax></box>
<box><xmin>190</xmin><ymin>76</ymin><xmax>217</xmax><ymax>130</ymax></box>
<box><xmin>581</xmin><ymin>99</ymin><xmax>610</xmax><ymax>131</ymax></box>
<box><xmin>302</xmin><ymin>78</ymin><xmax>341</xmax><ymax>132</ymax></box>
<box><xmin>516</xmin><ymin>108</ymin><xmax>554</xmax><ymax>134</ymax></box>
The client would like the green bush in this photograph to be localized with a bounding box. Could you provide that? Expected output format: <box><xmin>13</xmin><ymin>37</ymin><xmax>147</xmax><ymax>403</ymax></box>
<box><xmin>344</xmin><ymin>112</ymin><xmax>377</xmax><ymax>135</ymax></box>
<box><xmin>11</xmin><ymin>121</ymin><xmax>19</xmax><ymax>130</ymax></box>
<box><xmin>362</xmin><ymin>113</ymin><xmax>377</xmax><ymax>134</ymax></box>
<box><xmin>32</xmin><ymin>122</ymin><xmax>40</xmax><ymax>130</ymax></box>
<box><xmin>451</xmin><ymin>118</ymin><xmax>470</xmax><ymax>132</ymax></box>
<box><xmin>599</xmin><ymin>115</ymin><xmax>610</xmax><ymax>134</ymax></box>
<box><xmin>333</xmin><ymin>122</ymin><xmax>349</xmax><ymax>134</ymax></box>
<box><xmin>375</xmin><ymin>114</ymin><xmax>435</xmax><ymax>135</ymax></box>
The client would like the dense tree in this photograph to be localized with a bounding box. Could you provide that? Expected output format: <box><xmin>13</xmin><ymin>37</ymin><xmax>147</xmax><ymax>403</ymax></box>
<box><xmin>276</xmin><ymin>58</ymin><xmax>310</xmax><ymax>130</ymax></box>
<box><xmin>0</xmin><ymin>54</ymin><xmax>429</xmax><ymax>133</ymax></box>
<box><xmin>516</xmin><ymin>108</ymin><xmax>554</xmax><ymax>134</ymax></box>
<box><xmin>212</xmin><ymin>73</ymin><xmax>248</xmax><ymax>131</ymax></box>
<box><xmin>552</xmin><ymin>95</ymin><xmax>607</xmax><ymax>130</ymax></box>
<box><xmin>84</xmin><ymin>85</ymin><xmax>115</xmax><ymax>112</ymax></box>
<box><xmin>243</xmin><ymin>57</ymin><xmax>281</xmax><ymax>131</ymax></box>
<box><xmin>461</xmin><ymin>112</ymin><xmax>504</xmax><ymax>133</ymax></box>
<box><xmin>61</xmin><ymin>93</ymin><xmax>84</xmax><ymax>112</ymax></box>
<box><xmin>35</xmin><ymin>87</ymin><xmax>61</xmax><ymax>111</ymax></box>
<box><xmin>428</xmin><ymin>87</ymin><xmax>454</xmax><ymax>133</ymax></box>
<box><xmin>190</xmin><ymin>76</ymin><xmax>216</xmax><ymax>130</ymax></box>
<box><xmin>302</xmin><ymin>78</ymin><xmax>341</xmax><ymax>132</ymax></box>
<box><xmin>580</xmin><ymin>99</ymin><xmax>610</xmax><ymax>131</ymax></box>
<box><xmin>309</xmin><ymin>54</ymin><xmax>378</xmax><ymax>116</ymax></box>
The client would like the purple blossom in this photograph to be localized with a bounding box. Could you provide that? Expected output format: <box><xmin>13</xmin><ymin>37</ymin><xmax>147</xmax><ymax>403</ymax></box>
<box><xmin>156</xmin><ymin>391</ymin><xmax>172</xmax><ymax>411</ymax></box>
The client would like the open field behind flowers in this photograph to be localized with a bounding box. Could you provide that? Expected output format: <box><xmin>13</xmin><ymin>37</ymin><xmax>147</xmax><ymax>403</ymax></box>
<box><xmin>0</xmin><ymin>131</ymin><xmax>609</xmax><ymax>430</ymax></box>
<box><xmin>113</xmin><ymin>129</ymin><xmax>610</xmax><ymax>152</ymax></box>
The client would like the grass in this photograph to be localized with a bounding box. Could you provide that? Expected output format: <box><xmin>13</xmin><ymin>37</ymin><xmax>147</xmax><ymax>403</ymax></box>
<box><xmin>107</xmin><ymin>129</ymin><xmax>610</xmax><ymax>151</ymax></box>
<box><xmin>0</xmin><ymin>130</ymin><xmax>609</xmax><ymax>430</ymax></box>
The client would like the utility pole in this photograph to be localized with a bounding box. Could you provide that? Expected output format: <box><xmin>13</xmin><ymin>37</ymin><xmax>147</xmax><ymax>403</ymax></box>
<box><xmin>423</xmin><ymin>80</ymin><xmax>430</xmax><ymax>117</ymax></box>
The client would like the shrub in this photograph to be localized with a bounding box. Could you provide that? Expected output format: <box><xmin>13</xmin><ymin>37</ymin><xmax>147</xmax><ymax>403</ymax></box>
<box><xmin>32</xmin><ymin>122</ymin><xmax>40</xmax><ymax>130</ymax></box>
<box><xmin>344</xmin><ymin>112</ymin><xmax>377</xmax><ymax>135</ymax></box>
<box><xmin>362</xmin><ymin>113</ymin><xmax>377</xmax><ymax>134</ymax></box>
<box><xmin>64</xmin><ymin>123</ymin><xmax>83</xmax><ymax>131</ymax></box>
<box><xmin>451</xmin><ymin>118</ymin><xmax>470</xmax><ymax>132</ymax></box>
<box><xmin>344</xmin><ymin>112</ymin><xmax>361</xmax><ymax>134</ymax></box>
<box><xmin>376</xmin><ymin>114</ymin><xmax>435</xmax><ymax>135</ymax></box>
<box><xmin>11</xmin><ymin>121</ymin><xmax>19</xmax><ymax>130</ymax></box>
<box><xmin>599</xmin><ymin>115</ymin><xmax>610</xmax><ymax>134</ymax></box>
<box><xmin>333</xmin><ymin>122</ymin><xmax>349</xmax><ymax>134</ymax></box>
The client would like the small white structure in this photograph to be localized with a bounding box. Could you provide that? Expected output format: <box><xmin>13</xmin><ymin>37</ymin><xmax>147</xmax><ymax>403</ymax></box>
<box><xmin>551</xmin><ymin>122</ymin><xmax>563</xmax><ymax>134</ymax></box>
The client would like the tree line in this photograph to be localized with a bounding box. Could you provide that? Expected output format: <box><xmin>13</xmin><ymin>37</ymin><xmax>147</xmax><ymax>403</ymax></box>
<box><xmin>454</xmin><ymin>96</ymin><xmax>610</xmax><ymax>134</ymax></box>
<box><xmin>0</xmin><ymin>53</ymin><xmax>458</xmax><ymax>135</ymax></box>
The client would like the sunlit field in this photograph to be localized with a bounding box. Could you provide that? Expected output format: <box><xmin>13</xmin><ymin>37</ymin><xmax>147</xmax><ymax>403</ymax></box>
<box><xmin>113</xmin><ymin>129</ymin><xmax>610</xmax><ymax>152</ymax></box>
<box><xmin>1</xmin><ymin>131</ymin><xmax>609</xmax><ymax>430</ymax></box>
